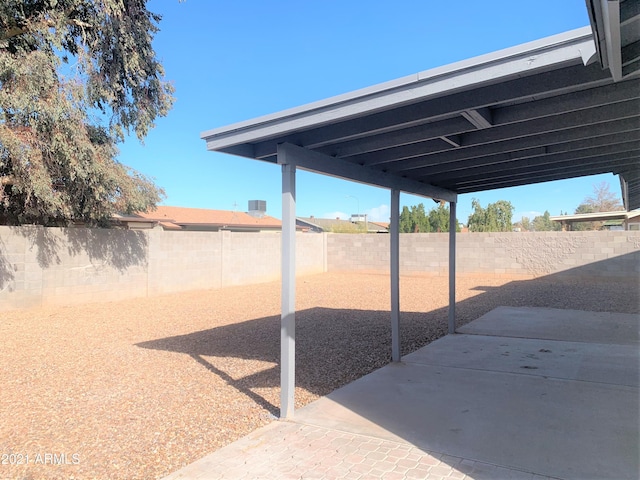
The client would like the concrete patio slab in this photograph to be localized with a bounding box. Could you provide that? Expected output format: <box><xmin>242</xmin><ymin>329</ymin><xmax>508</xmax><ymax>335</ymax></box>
<box><xmin>295</xmin><ymin>359</ymin><xmax>637</xmax><ymax>479</ymax></box>
<box><xmin>162</xmin><ymin>307</ymin><xmax>640</xmax><ymax>480</ymax></box>
<box><xmin>457</xmin><ymin>306</ymin><xmax>639</xmax><ymax>345</ymax></box>
<box><xmin>403</xmin><ymin>334</ymin><xmax>639</xmax><ymax>387</ymax></box>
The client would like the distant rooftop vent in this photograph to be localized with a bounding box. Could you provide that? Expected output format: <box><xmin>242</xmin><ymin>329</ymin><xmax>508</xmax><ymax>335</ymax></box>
<box><xmin>248</xmin><ymin>200</ymin><xmax>267</xmax><ymax>218</ymax></box>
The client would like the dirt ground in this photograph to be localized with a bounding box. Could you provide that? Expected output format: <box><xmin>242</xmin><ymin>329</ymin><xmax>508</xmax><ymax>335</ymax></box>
<box><xmin>0</xmin><ymin>272</ymin><xmax>637</xmax><ymax>479</ymax></box>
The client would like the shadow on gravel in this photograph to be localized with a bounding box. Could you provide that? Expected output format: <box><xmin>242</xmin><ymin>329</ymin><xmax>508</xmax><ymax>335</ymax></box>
<box><xmin>136</xmin><ymin>307</ymin><xmax>440</xmax><ymax>414</ymax></box>
<box><xmin>137</xmin><ymin>258</ymin><xmax>638</xmax><ymax>414</ymax></box>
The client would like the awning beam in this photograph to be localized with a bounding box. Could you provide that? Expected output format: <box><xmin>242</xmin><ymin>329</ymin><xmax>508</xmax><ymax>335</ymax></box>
<box><xmin>277</xmin><ymin>143</ymin><xmax>457</xmax><ymax>203</ymax></box>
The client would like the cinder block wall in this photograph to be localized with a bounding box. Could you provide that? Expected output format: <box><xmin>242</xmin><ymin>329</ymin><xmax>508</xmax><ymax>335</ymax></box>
<box><xmin>327</xmin><ymin>231</ymin><xmax>640</xmax><ymax>278</ymax></box>
<box><xmin>1</xmin><ymin>227</ymin><xmax>638</xmax><ymax>311</ymax></box>
<box><xmin>0</xmin><ymin>227</ymin><xmax>326</xmax><ymax>310</ymax></box>
<box><xmin>0</xmin><ymin>226</ymin><xmax>40</xmax><ymax>309</ymax></box>
<box><xmin>147</xmin><ymin>229</ymin><xmax>223</xmax><ymax>295</ymax></box>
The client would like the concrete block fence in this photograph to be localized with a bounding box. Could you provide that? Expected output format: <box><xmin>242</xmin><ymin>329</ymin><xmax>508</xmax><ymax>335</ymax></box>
<box><xmin>0</xmin><ymin>227</ymin><xmax>325</xmax><ymax>310</ymax></box>
<box><xmin>327</xmin><ymin>231</ymin><xmax>640</xmax><ymax>279</ymax></box>
<box><xmin>1</xmin><ymin>226</ymin><xmax>638</xmax><ymax>310</ymax></box>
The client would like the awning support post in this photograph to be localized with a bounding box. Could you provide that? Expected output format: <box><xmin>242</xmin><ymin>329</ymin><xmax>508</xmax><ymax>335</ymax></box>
<box><xmin>448</xmin><ymin>201</ymin><xmax>457</xmax><ymax>334</ymax></box>
<box><xmin>279</xmin><ymin>149</ymin><xmax>296</xmax><ymax>419</ymax></box>
<box><xmin>390</xmin><ymin>189</ymin><xmax>401</xmax><ymax>362</ymax></box>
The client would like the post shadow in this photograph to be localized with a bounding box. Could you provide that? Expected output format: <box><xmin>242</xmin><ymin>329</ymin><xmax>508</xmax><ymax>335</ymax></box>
<box><xmin>135</xmin><ymin>256</ymin><xmax>638</xmax><ymax>417</ymax></box>
<box><xmin>135</xmin><ymin>253</ymin><xmax>638</xmax><ymax>478</ymax></box>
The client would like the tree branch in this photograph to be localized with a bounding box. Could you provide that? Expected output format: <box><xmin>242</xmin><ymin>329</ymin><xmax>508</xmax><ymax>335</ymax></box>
<box><xmin>0</xmin><ymin>26</ymin><xmax>25</xmax><ymax>41</ymax></box>
<box><xmin>1</xmin><ymin>18</ymin><xmax>92</xmax><ymax>42</ymax></box>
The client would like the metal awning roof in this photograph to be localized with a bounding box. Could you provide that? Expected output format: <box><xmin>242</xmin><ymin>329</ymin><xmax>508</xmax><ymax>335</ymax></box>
<box><xmin>587</xmin><ymin>0</ymin><xmax>640</xmax><ymax>81</ymax></box>
<box><xmin>202</xmin><ymin>24</ymin><xmax>639</xmax><ymax>210</ymax></box>
<box><xmin>200</xmin><ymin>6</ymin><xmax>640</xmax><ymax>418</ymax></box>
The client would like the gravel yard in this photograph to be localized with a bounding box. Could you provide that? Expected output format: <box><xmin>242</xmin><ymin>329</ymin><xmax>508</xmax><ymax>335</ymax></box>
<box><xmin>1</xmin><ymin>272</ymin><xmax>637</xmax><ymax>480</ymax></box>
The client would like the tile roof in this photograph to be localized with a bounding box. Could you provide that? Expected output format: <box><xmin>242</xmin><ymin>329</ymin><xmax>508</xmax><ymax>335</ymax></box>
<box><xmin>368</xmin><ymin>221</ymin><xmax>390</xmax><ymax>230</ymax></box>
<box><xmin>136</xmin><ymin>206</ymin><xmax>282</xmax><ymax>230</ymax></box>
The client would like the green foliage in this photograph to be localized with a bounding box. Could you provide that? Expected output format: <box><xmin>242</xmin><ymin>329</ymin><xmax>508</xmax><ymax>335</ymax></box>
<box><xmin>428</xmin><ymin>203</ymin><xmax>451</xmax><ymax>233</ymax></box>
<box><xmin>467</xmin><ymin>199</ymin><xmax>514</xmax><ymax>232</ymax></box>
<box><xmin>531</xmin><ymin>210</ymin><xmax>560</xmax><ymax>231</ymax></box>
<box><xmin>0</xmin><ymin>0</ymin><xmax>174</xmax><ymax>225</ymax></box>
<box><xmin>572</xmin><ymin>203</ymin><xmax>597</xmax><ymax>231</ymax></box>
<box><xmin>399</xmin><ymin>202</ymin><xmax>458</xmax><ymax>233</ymax></box>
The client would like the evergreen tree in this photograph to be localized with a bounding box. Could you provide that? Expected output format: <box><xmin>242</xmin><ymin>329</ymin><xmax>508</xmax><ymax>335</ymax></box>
<box><xmin>428</xmin><ymin>202</ymin><xmax>450</xmax><ymax>232</ymax></box>
<box><xmin>467</xmin><ymin>199</ymin><xmax>514</xmax><ymax>232</ymax></box>
<box><xmin>398</xmin><ymin>202</ymin><xmax>458</xmax><ymax>233</ymax></box>
<box><xmin>0</xmin><ymin>0</ymin><xmax>174</xmax><ymax>225</ymax></box>
<box><xmin>399</xmin><ymin>205</ymin><xmax>412</xmax><ymax>233</ymax></box>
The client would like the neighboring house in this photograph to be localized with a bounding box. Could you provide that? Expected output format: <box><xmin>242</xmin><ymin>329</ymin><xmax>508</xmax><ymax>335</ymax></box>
<box><xmin>550</xmin><ymin>210</ymin><xmax>640</xmax><ymax>231</ymax></box>
<box><xmin>116</xmin><ymin>203</ymin><xmax>283</xmax><ymax>232</ymax></box>
<box><xmin>601</xmin><ymin>220</ymin><xmax>625</xmax><ymax>231</ymax></box>
<box><xmin>297</xmin><ymin>216</ymin><xmax>388</xmax><ymax>233</ymax></box>
<box><xmin>296</xmin><ymin>216</ymin><xmax>354</xmax><ymax>233</ymax></box>
<box><xmin>367</xmin><ymin>221</ymin><xmax>390</xmax><ymax>233</ymax></box>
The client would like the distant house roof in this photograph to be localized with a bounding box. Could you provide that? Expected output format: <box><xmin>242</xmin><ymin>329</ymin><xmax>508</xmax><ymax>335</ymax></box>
<box><xmin>129</xmin><ymin>206</ymin><xmax>283</xmax><ymax>231</ymax></box>
<box><xmin>297</xmin><ymin>217</ymin><xmax>358</xmax><ymax>233</ymax></box>
<box><xmin>368</xmin><ymin>221</ymin><xmax>390</xmax><ymax>232</ymax></box>
<box><xmin>297</xmin><ymin>216</ymin><xmax>389</xmax><ymax>233</ymax></box>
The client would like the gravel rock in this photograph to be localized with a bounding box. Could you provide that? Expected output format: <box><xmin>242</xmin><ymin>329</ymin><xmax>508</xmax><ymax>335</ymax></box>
<box><xmin>0</xmin><ymin>272</ymin><xmax>637</xmax><ymax>479</ymax></box>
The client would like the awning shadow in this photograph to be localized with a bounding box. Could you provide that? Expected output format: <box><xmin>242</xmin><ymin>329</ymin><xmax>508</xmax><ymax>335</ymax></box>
<box><xmin>136</xmin><ymin>252</ymin><xmax>638</xmax><ymax>418</ymax></box>
<box><xmin>137</xmin><ymin>307</ymin><xmax>446</xmax><ymax>414</ymax></box>
<box><xmin>137</xmin><ymin>252</ymin><xmax>638</xmax><ymax>477</ymax></box>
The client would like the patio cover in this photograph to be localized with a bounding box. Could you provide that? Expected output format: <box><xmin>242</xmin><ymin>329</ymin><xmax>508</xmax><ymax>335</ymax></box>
<box><xmin>201</xmin><ymin>10</ymin><xmax>639</xmax><ymax>417</ymax></box>
<box><xmin>202</xmin><ymin>27</ymin><xmax>639</xmax><ymax>210</ymax></box>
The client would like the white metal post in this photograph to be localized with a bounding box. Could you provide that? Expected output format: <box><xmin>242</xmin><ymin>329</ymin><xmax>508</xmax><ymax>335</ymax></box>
<box><xmin>280</xmin><ymin>159</ymin><xmax>296</xmax><ymax>419</ymax></box>
<box><xmin>390</xmin><ymin>189</ymin><xmax>401</xmax><ymax>362</ymax></box>
<box><xmin>448</xmin><ymin>201</ymin><xmax>456</xmax><ymax>334</ymax></box>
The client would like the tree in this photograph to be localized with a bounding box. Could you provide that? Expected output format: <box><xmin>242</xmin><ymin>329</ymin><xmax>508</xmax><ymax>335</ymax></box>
<box><xmin>571</xmin><ymin>182</ymin><xmax>623</xmax><ymax>231</ymax></box>
<box><xmin>531</xmin><ymin>210</ymin><xmax>560</xmax><ymax>231</ymax></box>
<box><xmin>399</xmin><ymin>203</ymin><xmax>429</xmax><ymax>233</ymax></box>
<box><xmin>398</xmin><ymin>202</ymin><xmax>459</xmax><ymax>233</ymax></box>
<box><xmin>467</xmin><ymin>199</ymin><xmax>514</xmax><ymax>232</ymax></box>
<box><xmin>583</xmin><ymin>181</ymin><xmax>623</xmax><ymax>212</ymax></box>
<box><xmin>399</xmin><ymin>205</ymin><xmax>414</xmax><ymax>233</ymax></box>
<box><xmin>0</xmin><ymin>1</ymin><xmax>174</xmax><ymax>225</ymax></box>
<box><xmin>428</xmin><ymin>202</ymin><xmax>449</xmax><ymax>232</ymax></box>
<box><xmin>572</xmin><ymin>203</ymin><xmax>597</xmax><ymax>231</ymax></box>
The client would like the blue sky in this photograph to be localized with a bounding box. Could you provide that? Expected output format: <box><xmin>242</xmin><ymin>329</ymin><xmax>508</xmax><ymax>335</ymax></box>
<box><xmin>117</xmin><ymin>0</ymin><xmax>620</xmax><ymax>223</ymax></box>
